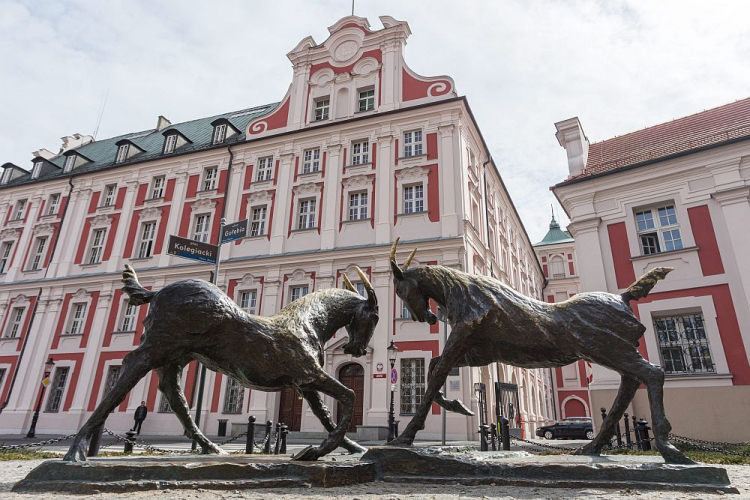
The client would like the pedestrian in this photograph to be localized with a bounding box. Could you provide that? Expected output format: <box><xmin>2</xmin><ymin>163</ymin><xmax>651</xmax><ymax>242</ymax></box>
<box><xmin>132</xmin><ymin>401</ymin><xmax>148</xmax><ymax>435</ymax></box>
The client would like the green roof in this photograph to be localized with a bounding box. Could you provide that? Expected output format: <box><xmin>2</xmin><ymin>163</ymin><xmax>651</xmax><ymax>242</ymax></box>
<box><xmin>534</xmin><ymin>216</ymin><xmax>574</xmax><ymax>247</ymax></box>
<box><xmin>1</xmin><ymin>102</ymin><xmax>278</xmax><ymax>188</ymax></box>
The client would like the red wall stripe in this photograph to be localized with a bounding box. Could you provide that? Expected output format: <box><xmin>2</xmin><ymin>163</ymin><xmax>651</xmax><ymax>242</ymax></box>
<box><xmin>687</xmin><ymin>205</ymin><xmax>725</xmax><ymax>276</ymax></box>
<box><xmin>607</xmin><ymin>222</ymin><xmax>636</xmax><ymax>289</ymax></box>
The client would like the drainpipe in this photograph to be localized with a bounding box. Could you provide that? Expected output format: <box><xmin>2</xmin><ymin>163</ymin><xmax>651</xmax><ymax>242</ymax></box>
<box><xmin>482</xmin><ymin>156</ymin><xmax>493</xmax><ymax>259</ymax></box>
<box><xmin>0</xmin><ymin>177</ymin><xmax>75</xmax><ymax>414</ymax></box>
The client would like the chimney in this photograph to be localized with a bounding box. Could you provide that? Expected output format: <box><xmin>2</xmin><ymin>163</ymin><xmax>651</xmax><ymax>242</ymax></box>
<box><xmin>554</xmin><ymin>117</ymin><xmax>589</xmax><ymax>178</ymax></box>
<box><xmin>60</xmin><ymin>133</ymin><xmax>94</xmax><ymax>153</ymax></box>
<box><xmin>156</xmin><ymin>116</ymin><xmax>171</xmax><ymax>131</ymax></box>
<box><xmin>32</xmin><ymin>148</ymin><xmax>55</xmax><ymax>160</ymax></box>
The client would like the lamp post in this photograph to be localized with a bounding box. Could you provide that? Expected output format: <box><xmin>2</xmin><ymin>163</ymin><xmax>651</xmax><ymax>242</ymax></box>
<box><xmin>26</xmin><ymin>358</ymin><xmax>55</xmax><ymax>438</ymax></box>
<box><xmin>387</xmin><ymin>341</ymin><xmax>399</xmax><ymax>441</ymax></box>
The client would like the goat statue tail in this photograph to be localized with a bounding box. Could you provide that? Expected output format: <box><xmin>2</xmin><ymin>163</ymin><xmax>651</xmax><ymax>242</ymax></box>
<box><xmin>621</xmin><ymin>267</ymin><xmax>674</xmax><ymax>303</ymax></box>
<box><xmin>122</xmin><ymin>265</ymin><xmax>156</xmax><ymax>306</ymax></box>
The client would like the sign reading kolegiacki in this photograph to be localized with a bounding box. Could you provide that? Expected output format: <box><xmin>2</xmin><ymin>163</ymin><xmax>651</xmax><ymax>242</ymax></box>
<box><xmin>167</xmin><ymin>235</ymin><xmax>218</xmax><ymax>264</ymax></box>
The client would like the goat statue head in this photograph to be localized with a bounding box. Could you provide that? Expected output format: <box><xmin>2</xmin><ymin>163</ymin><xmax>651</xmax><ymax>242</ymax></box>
<box><xmin>340</xmin><ymin>266</ymin><xmax>379</xmax><ymax>357</ymax></box>
<box><xmin>390</xmin><ymin>238</ymin><xmax>438</xmax><ymax>325</ymax></box>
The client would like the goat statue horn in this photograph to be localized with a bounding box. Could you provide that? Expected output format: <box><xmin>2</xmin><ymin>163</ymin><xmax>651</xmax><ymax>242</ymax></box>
<box><xmin>403</xmin><ymin>247</ymin><xmax>418</xmax><ymax>270</ymax></box>
<box><xmin>355</xmin><ymin>266</ymin><xmax>377</xmax><ymax>306</ymax></box>
<box><xmin>341</xmin><ymin>274</ymin><xmax>357</xmax><ymax>293</ymax></box>
<box><xmin>390</xmin><ymin>238</ymin><xmax>404</xmax><ymax>281</ymax></box>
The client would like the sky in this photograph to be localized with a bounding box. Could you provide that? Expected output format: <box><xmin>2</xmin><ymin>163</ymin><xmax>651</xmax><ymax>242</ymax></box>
<box><xmin>1</xmin><ymin>0</ymin><xmax>749</xmax><ymax>243</ymax></box>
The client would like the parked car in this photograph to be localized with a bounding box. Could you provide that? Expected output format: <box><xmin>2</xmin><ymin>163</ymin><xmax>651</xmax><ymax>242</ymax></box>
<box><xmin>536</xmin><ymin>417</ymin><xmax>594</xmax><ymax>440</ymax></box>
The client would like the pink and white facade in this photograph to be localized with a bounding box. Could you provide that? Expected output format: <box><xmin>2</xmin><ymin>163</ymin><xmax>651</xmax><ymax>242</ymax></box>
<box><xmin>553</xmin><ymin>98</ymin><xmax>750</xmax><ymax>441</ymax></box>
<box><xmin>0</xmin><ymin>16</ymin><xmax>552</xmax><ymax>440</ymax></box>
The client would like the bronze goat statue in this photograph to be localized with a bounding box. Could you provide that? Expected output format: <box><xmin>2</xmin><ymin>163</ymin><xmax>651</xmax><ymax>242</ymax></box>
<box><xmin>64</xmin><ymin>265</ymin><xmax>378</xmax><ymax>462</ymax></box>
<box><xmin>388</xmin><ymin>238</ymin><xmax>692</xmax><ymax>464</ymax></box>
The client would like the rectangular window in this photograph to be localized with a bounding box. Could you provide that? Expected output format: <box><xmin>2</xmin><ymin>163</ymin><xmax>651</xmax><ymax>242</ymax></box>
<box><xmin>302</xmin><ymin>148</ymin><xmax>321</xmax><ymax>174</ymax></box>
<box><xmin>348</xmin><ymin>192</ymin><xmax>368</xmax><ymax>221</ymax></box>
<box><xmin>103</xmin><ymin>365</ymin><xmax>121</xmax><ymax>401</ymax></box>
<box><xmin>401</xmin><ymin>302</ymin><xmax>411</xmax><ymax>319</ymax></box>
<box><xmin>87</xmin><ymin>230</ymin><xmax>105</xmax><ymax>265</ymax></box>
<box><xmin>63</xmin><ymin>155</ymin><xmax>76</xmax><ymax>172</ymax></box>
<box><xmin>655</xmin><ymin>313</ymin><xmax>715</xmax><ymax>375</ymax></box>
<box><xmin>291</xmin><ymin>286</ymin><xmax>309</xmax><ymax>302</ymax></box>
<box><xmin>150</xmin><ymin>176</ymin><xmax>165</xmax><ymax>199</ymax></box>
<box><xmin>120</xmin><ymin>301</ymin><xmax>137</xmax><ymax>332</ymax></box>
<box><xmin>250</xmin><ymin>207</ymin><xmax>267</xmax><ymax>237</ymax></box>
<box><xmin>351</xmin><ymin>140</ymin><xmax>369</xmax><ymax>165</ymax></box>
<box><xmin>222</xmin><ymin>377</ymin><xmax>244</xmax><ymax>414</ymax></box>
<box><xmin>13</xmin><ymin>199</ymin><xmax>26</xmax><ymax>220</ymax></box>
<box><xmin>212</xmin><ymin>124</ymin><xmax>227</xmax><ymax>144</ymax></box>
<box><xmin>163</xmin><ymin>134</ymin><xmax>178</xmax><ymax>154</ymax></box>
<box><xmin>1</xmin><ymin>169</ymin><xmax>11</xmax><ymax>184</ymax></box>
<box><xmin>0</xmin><ymin>369</ymin><xmax>6</xmax><ymax>392</ymax></box>
<box><xmin>158</xmin><ymin>395</ymin><xmax>173</xmax><ymax>413</ymax></box>
<box><xmin>5</xmin><ymin>307</ymin><xmax>24</xmax><ymax>338</ymax></box>
<box><xmin>47</xmin><ymin>193</ymin><xmax>61</xmax><ymax>215</ymax></box>
<box><xmin>400</xmin><ymin>358</ymin><xmax>425</xmax><ymax>415</ymax></box>
<box><xmin>67</xmin><ymin>303</ymin><xmax>87</xmax><ymax>335</ymax></box>
<box><xmin>403</xmin><ymin>184</ymin><xmax>424</xmax><ymax>214</ymax></box>
<box><xmin>0</xmin><ymin>242</ymin><xmax>13</xmax><ymax>273</ymax></box>
<box><xmin>297</xmin><ymin>199</ymin><xmax>317</xmax><ymax>230</ymax></box>
<box><xmin>102</xmin><ymin>185</ymin><xmax>116</xmax><ymax>206</ymax></box>
<box><xmin>193</xmin><ymin>214</ymin><xmax>211</xmax><ymax>243</ymax></box>
<box><xmin>45</xmin><ymin>367</ymin><xmax>70</xmax><ymax>412</ymax></box>
<box><xmin>356</xmin><ymin>282</ymin><xmax>366</xmax><ymax>297</ymax></box>
<box><xmin>137</xmin><ymin>222</ymin><xmax>156</xmax><ymax>259</ymax></box>
<box><xmin>256</xmin><ymin>157</ymin><xmax>274</xmax><ymax>182</ymax></box>
<box><xmin>358</xmin><ymin>89</ymin><xmax>375</xmax><ymax>112</ymax></box>
<box><xmin>239</xmin><ymin>290</ymin><xmax>257</xmax><ymax>314</ymax></box>
<box><xmin>31</xmin><ymin>162</ymin><xmax>42</xmax><ymax>179</ymax></box>
<box><xmin>29</xmin><ymin>237</ymin><xmax>47</xmax><ymax>270</ymax></box>
<box><xmin>314</xmin><ymin>99</ymin><xmax>330</xmax><ymax>121</ymax></box>
<box><xmin>115</xmin><ymin>144</ymin><xmax>129</xmax><ymax>164</ymax></box>
<box><xmin>403</xmin><ymin>130</ymin><xmax>423</xmax><ymax>157</ymax></box>
<box><xmin>202</xmin><ymin>167</ymin><xmax>218</xmax><ymax>191</ymax></box>
<box><xmin>635</xmin><ymin>205</ymin><xmax>683</xmax><ymax>255</ymax></box>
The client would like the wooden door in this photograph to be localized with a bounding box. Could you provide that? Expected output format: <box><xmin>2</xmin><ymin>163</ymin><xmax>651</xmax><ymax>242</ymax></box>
<box><xmin>278</xmin><ymin>387</ymin><xmax>303</xmax><ymax>431</ymax></box>
<box><xmin>336</xmin><ymin>363</ymin><xmax>364</xmax><ymax>431</ymax></box>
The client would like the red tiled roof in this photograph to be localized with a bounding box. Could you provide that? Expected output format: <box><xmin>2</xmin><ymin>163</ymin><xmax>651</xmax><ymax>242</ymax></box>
<box><xmin>573</xmin><ymin>97</ymin><xmax>750</xmax><ymax>181</ymax></box>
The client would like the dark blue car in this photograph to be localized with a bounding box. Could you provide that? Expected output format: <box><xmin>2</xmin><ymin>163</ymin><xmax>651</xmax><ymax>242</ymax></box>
<box><xmin>536</xmin><ymin>417</ymin><xmax>594</xmax><ymax>440</ymax></box>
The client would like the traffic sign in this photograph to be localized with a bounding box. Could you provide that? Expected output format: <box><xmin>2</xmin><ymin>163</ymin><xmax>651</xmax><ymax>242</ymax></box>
<box><xmin>41</xmin><ymin>378</ymin><xmax>50</xmax><ymax>387</ymax></box>
<box><xmin>221</xmin><ymin>219</ymin><xmax>248</xmax><ymax>243</ymax></box>
<box><xmin>390</xmin><ymin>368</ymin><xmax>398</xmax><ymax>384</ymax></box>
<box><xmin>167</xmin><ymin>235</ymin><xmax>218</xmax><ymax>264</ymax></box>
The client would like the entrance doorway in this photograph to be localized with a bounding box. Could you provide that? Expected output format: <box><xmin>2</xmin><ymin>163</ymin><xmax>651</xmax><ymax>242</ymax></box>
<box><xmin>278</xmin><ymin>387</ymin><xmax>303</xmax><ymax>431</ymax></box>
<box><xmin>336</xmin><ymin>363</ymin><xmax>364</xmax><ymax>431</ymax></box>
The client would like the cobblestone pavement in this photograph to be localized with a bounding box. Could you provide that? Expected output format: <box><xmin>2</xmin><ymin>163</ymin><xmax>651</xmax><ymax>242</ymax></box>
<box><xmin>0</xmin><ymin>460</ymin><xmax>747</xmax><ymax>499</ymax></box>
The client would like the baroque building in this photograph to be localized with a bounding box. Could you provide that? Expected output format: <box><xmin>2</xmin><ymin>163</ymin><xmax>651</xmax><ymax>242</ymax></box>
<box><xmin>0</xmin><ymin>16</ymin><xmax>552</xmax><ymax>440</ymax></box>
<box><xmin>553</xmin><ymin>97</ymin><xmax>750</xmax><ymax>441</ymax></box>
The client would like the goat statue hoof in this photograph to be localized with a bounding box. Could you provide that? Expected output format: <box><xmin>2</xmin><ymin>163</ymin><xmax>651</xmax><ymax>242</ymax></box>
<box><xmin>292</xmin><ymin>445</ymin><xmax>320</xmax><ymax>461</ymax></box>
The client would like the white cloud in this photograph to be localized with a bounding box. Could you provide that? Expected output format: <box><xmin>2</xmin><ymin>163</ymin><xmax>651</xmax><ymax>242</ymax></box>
<box><xmin>1</xmin><ymin>0</ymin><xmax>748</xmax><ymax>242</ymax></box>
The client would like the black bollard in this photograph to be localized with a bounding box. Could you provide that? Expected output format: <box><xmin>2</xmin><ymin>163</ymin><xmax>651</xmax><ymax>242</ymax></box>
<box><xmin>490</xmin><ymin>423</ymin><xmax>498</xmax><ymax>451</ymax></box>
<box><xmin>280</xmin><ymin>424</ymin><xmax>288</xmax><ymax>454</ymax></box>
<box><xmin>479</xmin><ymin>424</ymin><xmax>489</xmax><ymax>451</ymax></box>
<box><xmin>600</xmin><ymin>407</ymin><xmax>607</xmax><ymax>423</ymax></box>
<box><xmin>123</xmin><ymin>431</ymin><xmax>136</xmax><ymax>454</ymax></box>
<box><xmin>264</xmin><ymin>420</ymin><xmax>273</xmax><ymax>454</ymax></box>
<box><xmin>88</xmin><ymin>426</ymin><xmax>104</xmax><ymax>457</ymax></box>
<box><xmin>623</xmin><ymin>413</ymin><xmax>632</xmax><ymax>448</ymax></box>
<box><xmin>501</xmin><ymin>417</ymin><xmax>511</xmax><ymax>451</ymax></box>
<box><xmin>615</xmin><ymin>420</ymin><xmax>623</xmax><ymax>447</ymax></box>
<box><xmin>245</xmin><ymin>416</ymin><xmax>256</xmax><ymax>454</ymax></box>
<box><xmin>637</xmin><ymin>418</ymin><xmax>652</xmax><ymax>451</ymax></box>
<box><xmin>274</xmin><ymin>422</ymin><xmax>282</xmax><ymax>455</ymax></box>
<box><xmin>632</xmin><ymin>415</ymin><xmax>642</xmax><ymax>450</ymax></box>
<box><xmin>394</xmin><ymin>420</ymin><xmax>400</xmax><ymax>438</ymax></box>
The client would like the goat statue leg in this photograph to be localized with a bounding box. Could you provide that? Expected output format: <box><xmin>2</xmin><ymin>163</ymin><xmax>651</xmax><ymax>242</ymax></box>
<box><xmin>63</xmin><ymin>348</ymin><xmax>155</xmax><ymax>462</ymax></box>
<box><xmin>301</xmin><ymin>389</ymin><xmax>367</xmax><ymax>454</ymax></box>
<box><xmin>575</xmin><ymin>374</ymin><xmax>638</xmax><ymax>456</ymax></box>
<box><xmin>292</xmin><ymin>374</ymin><xmax>356</xmax><ymax>461</ymax></box>
<box><xmin>389</xmin><ymin>329</ymin><xmax>469</xmax><ymax>446</ymax></box>
<box><xmin>429</xmin><ymin>355</ymin><xmax>474</xmax><ymax>416</ymax></box>
<box><xmin>156</xmin><ymin>361</ymin><xmax>226</xmax><ymax>455</ymax></box>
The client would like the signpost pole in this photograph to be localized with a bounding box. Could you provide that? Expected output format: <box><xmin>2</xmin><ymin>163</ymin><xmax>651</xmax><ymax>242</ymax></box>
<box><xmin>441</xmin><ymin>310</ymin><xmax>447</xmax><ymax>446</ymax></box>
<box><xmin>191</xmin><ymin>218</ymin><xmax>225</xmax><ymax>451</ymax></box>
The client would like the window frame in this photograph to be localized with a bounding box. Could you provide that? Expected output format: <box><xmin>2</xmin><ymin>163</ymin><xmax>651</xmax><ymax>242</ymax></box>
<box><xmin>403</xmin><ymin>130</ymin><xmax>424</xmax><ymax>157</ymax></box>
<box><xmin>290</xmin><ymin>285</ymin><xmax>309</xmax><ymax>303</ymax></box>
<box><xmin>314</xmin><ymin>98</ymin><xmax>330</xmax><ymax>121</ymax></box>
<box><xmin>119</xmin><ymin>300</ymin><xmax>137</xmax><ymax>332</ymax></box>
<box><xmin>351</xmin><ymin>140</ymin><xmax>370</xmax><ymax>165</ymax></box>
<box><xmin>46</xmin><ymin>193</ymin><xmax>61</xmax><ymax>216</ymax></box>
<box><xmin>63</xmin><ymin>155</ymin><xmax>76</xmax><ymax>172</ymax></box>
<box><xmin>297</xmin><ymin>198</ymin><xmax>317</xmax><ymax>230</ymax></box>
<box><xmin>86</xmin><ymin>229</ymin><xmax>106</xmax><ymax>265</ymax></box>
<box><xmin>44</xmin><ymin>366</ymin><xmax>70</xmax><ymax>413</ymax></box>
<box><xmin>635</xmin><ymin>204</ymin><xmax>684</xmax><ymax>256</ymax></box>
<box><xmin>0</xmin><ymin>241</ymin><xmax>13</xmax><ymax>273</ymax></box>
<box><xmin>115</xmin><ymin>144</ymin><xmax>130</xmax><ymax>164</ymax></box>
<box><xmin>348</xmin><ymin>191</ymin><xmax>369</xmax><ymax>221</ymax></box>
<box><xmin>400</xmin><ymin>357</ymin><xmax>425</xmax><ymax>415</ymax></box>
<box><xmin>32</xmin><ymin>161</ymin><xmax>43</xmax><ymax>179</ymax></box>
<box><xmin>249</xmin><ymin>206</ymin><xmax>267</xmax><ymax>237</ymax></box>
<box><xmin>212</xmin><ymin>123</ymin><xmax>227</xmax><ymax>145</ymax></box>
<box><xmin>163</xmin><ymin>133</ymin><xmax>178</xmax><ymax>154</ymax></box>
<box><xmin>5</xmin><ymin>306</ymin><xmax>25</xmax><ymax>339</ymax></box>
<box><xmin>29</xmin><ymin>236</ymin><xmax>48</xmax><ymax>271</ymax></box>
<box><xmin>256</xmin><ymin>156</ymin><xmax>274</xmax><ymax>182</ymax></box>
<box><xmin>222</xmin><ymin>377</ymin><xmax>245</xmax><ymax>414</ymax></box>
<box><xmin>66</xmin><ymin>303</ymin><xmax>88</xmax><ymax>336</ymax></box>
<box><xmin>238</xmin><ymin>289</ymin><xmax>258</xmax><ymax>314</ymax></box>
<box><xmin>12</xmin><ymin>199</ymin><xmax>27</xmax><ymax>220</ymax></box>
<box><xmin>654</xmin><ymin>311</ymin><xmax>716</xmax><ymax>375</ymax></box>
<box><xmin>201</xmin><ymin>167</ymin><xmax>218</xmax><ymax>191</ymax></box>
<box><xmin>192</xmin><ymin>213</ymin><xmax>212</xmax><ymax>243</ymax></box>
<box><xmin>402</xmin><ymin>183</ymin><xmax>425</xmax><ymax>214</ymax></box>
<box><xmin>137</xmin><ymin>221</ymin><xmax>157</xmax><ymax>259</ymax></box>
<box><xmin>358</xmin><ymin>88</ymin><xmax>375</xmax><ymax>112</ymax></box>
<box><xmin>150</xmin><ymin>176</ymin><xmax>166</xmax><ymax>200</ymax></box>
<box><xmin>302</xmin><ymin>148</ymin><xmax>321</xmax><ymax>174</ymax></box>
<box><xmin>102</xmin><ymin>185</ymin><xmax>117</xmax><ymax>207</ymax></box>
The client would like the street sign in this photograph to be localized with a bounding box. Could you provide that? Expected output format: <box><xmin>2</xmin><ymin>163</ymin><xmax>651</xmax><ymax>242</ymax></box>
<box><xmin>221</xmin><ymin>219</ymin><xmax>248</xmax><ymax>243</ymax></box>
<box><xmin>167</xmin><ymin>235</ymin><xmax>218</xmax><ymax>264</ymax></box>
<box><xmin>41</xmin><ymin>378</ymin><xmax>50</xmax><ymax>387</ymax></box>
<box><xmin>390</xmin><ymin>368</ymin><xmax>398</xmax><ymax>384</ymax></box>
<box><xmin>373</xmin><ymin>374</ymin><xmax>386</xmax><ymax>379</ymax></box>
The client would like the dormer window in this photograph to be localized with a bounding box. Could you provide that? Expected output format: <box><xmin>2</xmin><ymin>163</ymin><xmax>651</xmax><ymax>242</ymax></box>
<box><xmin>358</xmin><ymin>88</ymin><xmax>375</xmax><ymax>112</ymax></box>
<box><xmin>63</xmin><ymin>155</ymin><xmax>76</xmax><ymax>173</ymax></box>
<box><xmin>1</xmin><ymin>169</ymin><xmax>11</xmax><ymax>185</ymax></box>
<box><xmin>314</xmin><ymin>98</ymin><xmax>330</xmax><ymax>121</ymax></box>
<box><xmin>32</xmin><ymin>161</ymin><xmax>44</xmax><ymax>179</ymax></box>
<box><xmin>163</xmin><ymin>134</ymin><xmax>178</xmax><ymax>154</ymax></box>
<box><xmin>212</xmin><ymin>123</ymin><xmax>227</xmax><ymax>144</ymax></box>
<box><xmin>115</xmin><ymin>144</ymin><xmax>130</xmax><ymax>164</ymax></box>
